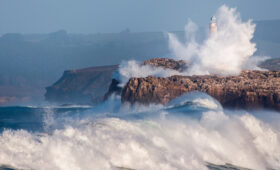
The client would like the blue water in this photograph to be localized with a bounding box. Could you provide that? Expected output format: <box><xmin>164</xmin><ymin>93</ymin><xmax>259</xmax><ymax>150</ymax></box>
<box><xmin>0</xmin><ymin>92</ymin><xmax>279</xmax><ymax>170</ymax></box>
<box><xmin>0</xmin><ymin>106</ymin><xmax>91</xmax><ymax>133</ymax></box>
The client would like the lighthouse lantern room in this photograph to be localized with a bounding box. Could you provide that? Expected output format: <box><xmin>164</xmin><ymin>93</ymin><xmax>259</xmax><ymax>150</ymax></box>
<box><xmin>209</xmin><ymin>16</ymin><xmax>217</xmax><ymax>33</ymax></box>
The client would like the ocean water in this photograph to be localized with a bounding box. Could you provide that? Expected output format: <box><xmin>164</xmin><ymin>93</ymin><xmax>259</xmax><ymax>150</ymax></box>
<box><xmin>0</xmin><ymin>92</ymin><xmax>279</xmax><ymax>170</ymax></box>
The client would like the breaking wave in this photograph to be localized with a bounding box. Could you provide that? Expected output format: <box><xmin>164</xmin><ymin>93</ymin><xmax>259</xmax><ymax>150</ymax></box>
<box><xmin>0</xmin><ymin>93</ymin><xmax>280</xmax><ymax>170</ymax></box>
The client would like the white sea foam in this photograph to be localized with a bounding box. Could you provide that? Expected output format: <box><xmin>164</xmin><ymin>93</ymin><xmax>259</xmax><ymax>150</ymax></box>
<box><xmin>168</xmin><ymin>92</ymin><xmax>222</xmax><ymax>110</ymax></box>
<box><xmin>115</xmin><ymin>60</ymin><xmax>182</xmax><ymax>86</ymax></box>
<box><xmin>116</xmin><ymin>5</ymin><xmax>267</xmax><ymax>87</ymax></box>
<box><xmin>0</xmin><ymin>102</ymin><xmax>280</xmax><ymax>170</ymax></box>
<box><xmin>168</xmin><ymin>5</ymin><xmax>265</xmax><ymax>76</ymax></box>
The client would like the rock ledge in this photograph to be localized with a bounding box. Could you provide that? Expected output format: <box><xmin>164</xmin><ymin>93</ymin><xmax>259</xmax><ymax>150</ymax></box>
<box><xmin>121</xmin><ymin>70</ymin><xmax>280</xmax><ymax>110</ymax></box>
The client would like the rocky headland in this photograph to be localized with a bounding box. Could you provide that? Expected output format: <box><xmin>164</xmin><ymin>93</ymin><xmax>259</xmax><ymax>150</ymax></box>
<box><xmin>108</xmin><ymin>58</ymin><xmax>280</xmax><ymax>110</ymax></box>
<box><xmin>121</xmin><ymin>70</ymin><xmax>280</xmax><ymax>110</ymax></box>
<box><xmin>45</xmin><ymin>57</ymin><xmax>280</xmax><ymax>110</ymax></box>
<box><xmin>45</xmin><ymin>65</ymin><xmax>118</xmax><ymax>104</ymax></box>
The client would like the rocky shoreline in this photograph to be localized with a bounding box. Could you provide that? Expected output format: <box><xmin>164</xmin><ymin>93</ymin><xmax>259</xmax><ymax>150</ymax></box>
<box><xmin>121</xmin><ymin>70</ymin><xmax>280</xmax><ymax>110</ymax></box>
<box><xmin>45</xmin><ymin>58</ymin><xmax>280</xmax><ymax>110</ymax></box>
<box><xmin>106</xmin><ymin>58</ymin><xmax>280</xmax><ymax>111</ymax></box>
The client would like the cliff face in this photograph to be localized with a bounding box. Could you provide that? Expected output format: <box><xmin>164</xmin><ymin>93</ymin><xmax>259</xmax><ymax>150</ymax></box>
<box><xmin>45</xmin><ymin>65</ymin><xmax>118</xmax><ymax>104</ymax></box>
<box><xmin>121</xmin><ymin>71</ymin><xmax>280</xmax><ymax>110</ymax></box>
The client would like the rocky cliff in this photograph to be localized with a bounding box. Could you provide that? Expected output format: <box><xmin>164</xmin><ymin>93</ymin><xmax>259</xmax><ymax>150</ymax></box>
<box><xmin>45</xmin><ymin>65</ymin><xmax>118</xmax><ymax>104</ymax></box>
<box><xmin>121</xmin><ymin>70</ymin><xmax>280</xmax><ymax>110</ymax></box>
<box><xmin>45</xmin><ymin>57</ymin><xmax>280</xmax><ymax>107</ymax></box>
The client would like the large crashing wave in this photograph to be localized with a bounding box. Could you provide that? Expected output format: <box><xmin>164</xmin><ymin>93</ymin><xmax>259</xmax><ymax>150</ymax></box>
<box><xmin>0</xmin><ymin>93</ymin><xmax>280</xmax><ymax>170</ymax></box>
<box><xmin>168</xmin><ymin>5</ymin><xmax>267</xmax><ymax>76</ymax></box>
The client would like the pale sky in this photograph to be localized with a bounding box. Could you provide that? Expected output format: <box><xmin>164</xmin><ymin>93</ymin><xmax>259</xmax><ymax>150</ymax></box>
<box><xmin>0</xmin><ymin>0</ymin><xmax>279</xmax><ymax>34</ymax></box>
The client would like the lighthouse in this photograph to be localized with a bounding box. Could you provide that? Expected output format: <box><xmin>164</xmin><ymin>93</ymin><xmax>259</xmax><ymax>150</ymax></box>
<box><xmin>209</xmin><ymin>16</ymin><xmax>217</xmax><ymax>33</ymax></box>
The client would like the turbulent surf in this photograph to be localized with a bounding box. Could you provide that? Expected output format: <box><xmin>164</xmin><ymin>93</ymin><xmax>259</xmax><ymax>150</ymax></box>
<box><xmin>0</xmin><ymin>93</ymin><xmax>279</xmax><ymax>170</ymax></box>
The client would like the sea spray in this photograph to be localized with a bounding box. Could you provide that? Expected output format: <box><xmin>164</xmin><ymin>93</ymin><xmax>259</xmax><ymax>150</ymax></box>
<box><xmin>115</xmin><ymin>60</ymin><xmax>182</xmax><ymax>87</ymax></box>
<box><xmin>168</xmin><ymin>5</ymin><xmax>262</xmax><ymax>75</ymax></box>
<box><xmin>0</xmin><ymin>93</ymin><xmax>280</xmax><ymax>170</ymax></box>
<box><xmin>116</xmin><ymin>5</ymin><xmax>266</xmax><ymax>87</ymax></box>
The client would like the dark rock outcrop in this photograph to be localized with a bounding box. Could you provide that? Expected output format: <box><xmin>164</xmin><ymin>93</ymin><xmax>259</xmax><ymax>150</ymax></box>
<box><xmin>121</xmin><ymin>70</ymin><xmax>280</xmax><ymax>110</ymax></box>
<box><xmin>45</xmin><ymin>65</ymin><xmax>118</xmax><ymax>105</ymax></box>
<box><xmin>103</xmin><ymin>78</ymin><xmax>122</xmax><ymax>100</ymax></box>
<box><xmin>259</xmin><ymin>58</ymin><xmax>280</xmax><ymax>71</ymax></box>
<box><xmin>142</xmin><ymin>58</ymin><xmax>188</xmax><ymax>71</ymax></box>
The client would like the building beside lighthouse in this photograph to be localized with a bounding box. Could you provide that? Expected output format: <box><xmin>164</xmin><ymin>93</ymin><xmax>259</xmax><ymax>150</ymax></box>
<box><xmin>209</xmin><ymin>16</ymin><xmax>217</xmax><ymax>33</ymax></box>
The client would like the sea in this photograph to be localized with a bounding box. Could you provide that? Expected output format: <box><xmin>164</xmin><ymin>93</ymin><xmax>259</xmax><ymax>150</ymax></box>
<box><xmin>0</xmin><ymin>92</ymin><xmax>279</xmax><ymax>170</ymax></box>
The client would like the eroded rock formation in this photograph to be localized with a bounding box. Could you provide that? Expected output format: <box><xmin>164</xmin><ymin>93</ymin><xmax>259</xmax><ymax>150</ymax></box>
<box><xmin>121</xmin><ymin>70</ymin><xmax>280</xmax><ymax>110</ymax></box>
<box><xmin>142</xmin><ymin>58</ymin><xmax>188</xmax><ymax>71</ymax></box>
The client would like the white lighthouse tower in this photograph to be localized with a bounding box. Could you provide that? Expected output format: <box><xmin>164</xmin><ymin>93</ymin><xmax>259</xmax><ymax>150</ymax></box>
<box><xmin>209</xmin><ymin>16</ymin><xmax>217</xmax><ymax>33</ymax></box>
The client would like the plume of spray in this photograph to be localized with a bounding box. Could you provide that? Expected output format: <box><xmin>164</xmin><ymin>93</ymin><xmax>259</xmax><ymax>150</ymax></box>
<box><xmin>116</xmin><ymin>5</ymin><xmax>267</xmax><ymax>86</ymax></box>
<box><xmin>114</xmin><ymin>60</ymin><xmax>182</xmax><ymax>86</ymax></box>
<box><xmin>168</xmin><ymin>5</ymin><xmax>266</xmax><ymax>76</ymax></box>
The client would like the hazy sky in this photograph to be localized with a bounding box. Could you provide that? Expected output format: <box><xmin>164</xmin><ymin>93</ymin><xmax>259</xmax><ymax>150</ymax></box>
<box><xmin>0</xmin><ymin>0</ymin><xmax>279</xmax><ymax>34</ymax></box>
